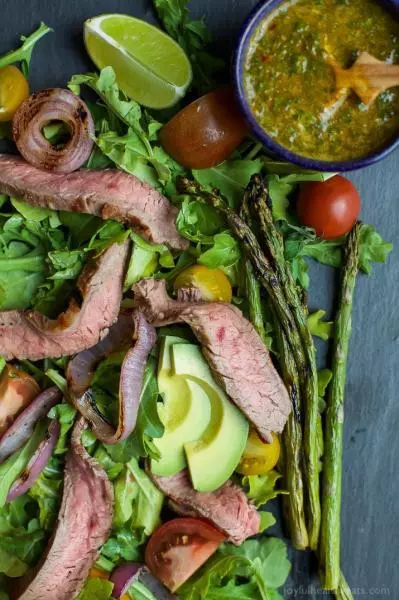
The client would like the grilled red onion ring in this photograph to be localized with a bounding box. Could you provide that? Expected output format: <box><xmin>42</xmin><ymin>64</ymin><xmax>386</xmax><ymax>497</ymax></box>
<box><xmin>67</xmin><ymin>314</ymin><xmax>135</xmax><ymax>397</ymax></box>
<box><xmin>110</xmin><ymin>564</ymin><xmax>177</xmax><ymax>599</ymax></box>
<box><xmin>12</xmin><ymin>88</ymin><xmax>94</xmax><ymax>172</ymax></box>
<box><xmin>0</xmin><ymin>386</ymin><xmax>62</xmax><ymax>464</ymax></box>
<box><xmin>7</xmin><ymin>419</ymin><xmax>60</xmax><ymax>502</ymax></box>
<box><xmin>68</xmin><ymin>313</ymin><xmax>157</xmax><ymax>445</ymax></box>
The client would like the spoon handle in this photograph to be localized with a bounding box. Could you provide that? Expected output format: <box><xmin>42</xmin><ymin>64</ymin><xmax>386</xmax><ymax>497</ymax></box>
<box><xmin>358</xmin><ymin>64</ymin><xmax>399</xmax><ymax>90</ymax></box>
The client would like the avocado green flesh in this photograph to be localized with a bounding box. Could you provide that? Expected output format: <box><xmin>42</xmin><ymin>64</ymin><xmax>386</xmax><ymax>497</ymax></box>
<box><xmin>151</xmin><ymin>337</ymin><xmax>211</xmax><ymax>476</ymax></box>
<box><xmin>172</xmin><ymin>344</ymin><xmax>249</xmax><ymax>493</ymax></box>
<box><xmin>151</xmin><ymin>337</ymin><xmax>249</xmax><ymax>491</ymax></box>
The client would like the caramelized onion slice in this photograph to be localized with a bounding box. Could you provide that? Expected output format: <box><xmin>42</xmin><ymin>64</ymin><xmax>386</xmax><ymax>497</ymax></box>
<box><xmin>7</xmin><ymin>419</ymin><xmax>60</xmax><ymax>502</ymax></box>
<box><xmin>69</xmin><ymin>313</ymin><xmax>157</xmax><ymax>444</ymax></box>
<box><xmin>12</xmin><ymin>88</ymin><xmax>94</xmax><ymax>173</ymax></box>
<box><xmin>0</xmin><ymin>386</ymin><xmax>62</xmax><ymax>464</ymax></box>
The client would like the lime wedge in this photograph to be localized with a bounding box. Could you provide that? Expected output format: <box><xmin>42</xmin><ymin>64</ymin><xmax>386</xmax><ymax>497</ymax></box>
<box><xmin>84</xmin><ymin>14</ymin><xmax>192</xmax><ymax>109</ymax></box>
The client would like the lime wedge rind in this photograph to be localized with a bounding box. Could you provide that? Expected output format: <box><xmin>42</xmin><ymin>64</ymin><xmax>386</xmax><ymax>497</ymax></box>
<box><xmin>84</xmin><ymin>14</ymin><xmax>193</xmax><ymax>109</ymax></box>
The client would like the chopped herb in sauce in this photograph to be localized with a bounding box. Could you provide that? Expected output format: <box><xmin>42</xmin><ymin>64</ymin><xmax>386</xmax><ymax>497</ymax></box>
<box><xmin>245</xmin><ymin>0</ymin><xmax>399</xmax><ymax>161</ymax></box>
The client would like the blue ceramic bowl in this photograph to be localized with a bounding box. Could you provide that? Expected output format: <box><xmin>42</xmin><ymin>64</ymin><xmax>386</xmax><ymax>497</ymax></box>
<box><xmin>233</xmin><ymin>0</ymin><xmax>399</xmax><ymax>172</ymax></box>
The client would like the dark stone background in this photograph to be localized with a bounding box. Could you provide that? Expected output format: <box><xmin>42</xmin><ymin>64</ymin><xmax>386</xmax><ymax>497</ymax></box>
<box><xmin>0</xmin><ymin>1</ymin><xmax>398</xmax><ymax>597</ymax></box>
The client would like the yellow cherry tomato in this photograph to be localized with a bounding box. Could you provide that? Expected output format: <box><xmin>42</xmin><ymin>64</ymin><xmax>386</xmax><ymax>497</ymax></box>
<box><xmin>236</xmin><ymin>430</ymin><xmax>281</xmax><ymax>476</ymax></box>
<box><xmin>0</xmin><ymin>65</ymin><xmax>29</xmax><ymax>122</ymax></box>
<box><xmin>121</xmin><ymin>595</ymin><xmax>131</xmax><ymax>600</ymax></box>
<box><xmin>89</xmin><ymin>567</ymin><xmax>109</xmax><ymax>580</ymax></box>
<box><xmin>174</xmin><ymin>265</ymin><xmax>232</xmax><ymax>303</ymax></box>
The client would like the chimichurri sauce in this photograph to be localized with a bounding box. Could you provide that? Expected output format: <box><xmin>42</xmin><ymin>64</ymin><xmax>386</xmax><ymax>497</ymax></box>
<box><xmin>245</xmin><ymin>0</ymin><xmax>399</xmax><ymax>161</ymax></box>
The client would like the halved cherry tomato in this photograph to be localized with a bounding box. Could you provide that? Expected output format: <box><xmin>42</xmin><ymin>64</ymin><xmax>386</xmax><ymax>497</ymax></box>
<box><xmin>297</xmin><ymin>175</ymin><xmax>361</xmax><ymax>240</ymax></box>
<box><xmin>159</xmin><ymin>87</ymin><xmax>248</xmax><ymax>169</ymax></box>
<box><xmin>174</xmin><ymin>265</ymin><xmax>232</xmax><ymax>303</ymax></box>
<box><xmin>236</xmin><ymin>429</ymin><xmax>280</xmax><ymax>476</ymax></box>
<box><xmin>145</xmin><ymin>518</ymin><xmax>226</xmax><ymax>592</ymax></box>
<box><xmin>0</xmin><ymin>365</ymin><xmax>40</xmax><ymax>435</ymax></box>
<box><xmin>0</xmin><ymin>66</ymin><xmax>29</xmax><ymax>122</ymax></box>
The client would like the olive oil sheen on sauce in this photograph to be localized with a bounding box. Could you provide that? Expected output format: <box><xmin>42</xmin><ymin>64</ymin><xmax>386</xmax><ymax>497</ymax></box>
<box><xmin>245</xmin><ymin>0</ymin><xmax>399</xmax><ymax>161</ymax></box>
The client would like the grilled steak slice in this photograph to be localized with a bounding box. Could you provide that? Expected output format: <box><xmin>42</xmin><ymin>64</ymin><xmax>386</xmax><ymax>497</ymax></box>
<box><xmin>151</xmin><ymin>470</ymin><xmax>260</xmax><ymax>545</ymax></box>
<box><xmin>134</xmin><ymin>279</ymin><xmax>291</xmax><ymax>441</ymax></box>
<box><xmin>16</xmin><ymin>418</ymin><xmax>113</xmax><ymax>600</ymax></box>
<box><xmin>0</xmin><ymin>155</ymin><xmax>188</xmax><ymax>250</ymax></box>
<box><xmin>0</xmin><ymin>240</ymin><xmax>129</xmax><ymax>360</ymax></box>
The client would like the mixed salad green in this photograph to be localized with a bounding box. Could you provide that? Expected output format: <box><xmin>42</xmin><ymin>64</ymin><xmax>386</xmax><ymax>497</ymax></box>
<box><xmin>0</xmin><ymin>1</ymin><xmax>393</xmax><ymax>599</ymax></box>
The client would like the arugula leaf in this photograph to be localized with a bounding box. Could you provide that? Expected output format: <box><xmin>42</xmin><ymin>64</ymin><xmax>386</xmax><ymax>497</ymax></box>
<box><xmin>219</xmin><ymin>538</ymin><xmax>291</xmax><ymax>589</ymax></box>
<box><xmin>192</xmin><ymin>159</ymin><xmax>263</xmax><ymax>209</ymax></box>
<box><xmin>358</xmin><ymin>224</ymin><xmax>393</xmax><ymax>274</ymax></box>
<box><xmin>259</xmin><ymin>511</ymin><xmax>276</xmax><ymax>533</ymax></box>
<box><xmin>176</xmin><ymin>198</ymin><xmax>227</xmax><ymax>243</ymax></box>
<box><xmin>99</xmin><ymin>526</ymin><xmax>146</xmax><ymax>565</ymax></box>
<box><xmin>0</xmin><ymin>496</ymin><xmax>46</xmax><ymax>577</ymax></box>
<box><xmin>198</xmin><ymin>232</ymin><xmax>241</xmax><ymax>269</ymax></box>
<box><xmin>10</xmin><ymin>198</ymin><xmax>55</xmax><ymax>223</ymax></box>
<box><xmin>179</xmin><ymin>537</ymin><xmax>290</xmax><ymax>600</ymax></box>
<box><xmin>28</xmin><ymin>456</ymin><xmax>63</xmax><ymax>530</ymax></box>
<box><xmin>75</xmin><ymin>578</ymin><xmax>114</xmax><ymax>600</ymax></box>
<box><xmin>308</xmin><ymin>309</ymin><xmax>333</xmax><ymax>341</ymax></box>
<box><xmin>152</xmin><ymin>0</ymin><xmax>225</xmax><ymax>93</ymax></box>
<box><xmin>47</xmin><ymin>404</ymin><xmax>77</xmax><ymax>455</ymax></box>
<box><xmin>124</xmin><ymin>458</ymin><xmax>164</xmax><ymax>534</ymax></box>
<box><xmin>242</xmin><ymin>471</ymin><xmax>287</xmax><ymax>508</ymax></box>
<box><xmin>0</xmin><ymin>22</ymin><xmax>52</xmax><ymax>76</ymax></box>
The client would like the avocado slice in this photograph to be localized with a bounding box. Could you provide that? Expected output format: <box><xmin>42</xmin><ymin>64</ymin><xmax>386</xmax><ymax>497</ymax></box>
<box><xmin>151</xmin><ymin>337</ymin><xmax>211</xmax><ymax>476</ymax></box>
<box><xmin>172</xmin><ymin>344</ymin><xmax>249</xmax><ymax>492</ymax></box>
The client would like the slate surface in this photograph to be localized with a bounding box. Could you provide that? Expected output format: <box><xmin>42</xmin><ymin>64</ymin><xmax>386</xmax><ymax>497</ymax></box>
<box><xmin>0</xmin><ymin>0</ymin><xmax>398</xmax><ymax>598</ymax></box>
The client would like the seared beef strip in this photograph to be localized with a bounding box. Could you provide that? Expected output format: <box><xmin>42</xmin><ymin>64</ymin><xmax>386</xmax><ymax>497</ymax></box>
<box><xmin>151</xmin><ymin>470</ymin><xmax>260</xmax><ymax>545</ymax></box>
<box><xmin>15</xmin><ymin>418</ymin><xmax>113</xmax><ymax>600</ymax></box>
<box><xmin>134</xmin><ymin>279</ymin><xmax>291</xmax><ymax>441</ymax></box>
<box><xmin>0</xmin><ymin>240</ymin><xmax>129</xmax><ymax>360</ymax></box>
<box><xmin>0</xmin><ymin>155</ymin><xmax>188</xmax><ymax>250</ymax></box>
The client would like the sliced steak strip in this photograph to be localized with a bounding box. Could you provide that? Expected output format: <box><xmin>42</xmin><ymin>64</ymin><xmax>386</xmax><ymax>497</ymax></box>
<box><xmin>0</xmin><ymin>154</ymin><xmax>188</xmax><ymax>250</ymax></box>
<box><xmin>151</xmin><ymin>470</ymin><xmax>260</xmax><ymax>545</ymax></box>
<box><xmin>0</xmin><ymin>240</ymin><xmax>129</xmax><ymax>360</ymax></box>
<box><xmin>16</xmin><ymin>417</ymin><xmax>113</xmax><ymax>600</ymax></box>
<box><xmin>133</xmin><ymin>279</ymin><xmax>291</xmax><ymax>441</ymax></box>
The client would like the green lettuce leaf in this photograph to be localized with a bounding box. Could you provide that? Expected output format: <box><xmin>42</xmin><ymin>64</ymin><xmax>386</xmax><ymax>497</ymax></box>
<box><xmin>178</xmin><ymin>537</ymin><xmax>290</xmax><ymax>600</ymax></box>
<box><xmin>115</xmin><ymin>458</ymin><xmax>163</xmax><ymax>534</ymax></box>
<box><xmin>75</xmin><ymin>578</ymin><xmax>114</xmax><ymax>600</ymax></box>
<box><xmin>242</xmin><ymin>471</ymin><xmax>287</xmax><ymax>509</ymax></box>
<box><xmin>0</xmin><ymin>496</ymin><xmax>46</xmax><ymax>577</ymax></box>
<box><xmin>176</xmin><ymin>198</ymin><xmax>226</xmax><ymax>243</ymax></box>
<box><xmin>358</xmin><ymin>224</ymin><xmax>393</xmax><ymax>274</ymax></box>
<box><xmin>192</xmin><ymin>159</ymin><xmax>263</xmax><ymax>209</ymax></box>
<box><xmin>99</xmin><ymin>527</ymin><xmax>146</xmax><ymax>565</ymax></box>
<box><xmin>198</xmin><ymin>232</ymin><xmax>241</xmax><ymax>269</ymax></box>
<box><xmin>308</xmin><ymin>309</ymin><xmax>333</xmax><ymax>341</ymax></box>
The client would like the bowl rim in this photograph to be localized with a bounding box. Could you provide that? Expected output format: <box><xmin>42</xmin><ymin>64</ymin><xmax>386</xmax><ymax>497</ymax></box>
<box><xmin>233</xmin><ymin>0</ymin><xmax>399</xmax><ymax>172</ymax></box>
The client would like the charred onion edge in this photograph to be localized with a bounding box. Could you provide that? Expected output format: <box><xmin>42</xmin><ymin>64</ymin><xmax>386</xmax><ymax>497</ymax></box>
<box><xmin>68</xmin><ymin>312</ymin><xmax>157</xmax><ymax>444</ymax></box>
<box><xmin>110</xmin><ymin>563</ymin><xmax>143</xmax><ymax>598</ymax></box>
<box><xmin>7</xmin><ymin>419</ymin><xmax>60</xmax><ymax>502</ymax></box>
<box><xmin>0</xmin><ymin>386</ymin><xmax>62</xmax><ymax>464</ymax></box>
<box><xmin>12</xmin><ymin>88</ymin><xmax>95</xmax><ymax>173</ymax></box>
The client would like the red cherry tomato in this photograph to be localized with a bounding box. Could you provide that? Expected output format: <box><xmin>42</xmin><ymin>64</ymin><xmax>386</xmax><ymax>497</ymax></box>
<box><xmin>297</xmin><ymin>175</ymin><xmax>361</xmax><ymax>239</ymax></box>
<box><xmin>145</xmin><ymin>518</ymin><xmax>226</xmax><ymax>592</ymax></box>
<box><xmin>159</xmin><ymin>87</ymin><xmax>248</xmax><ymax>169</ymax></box>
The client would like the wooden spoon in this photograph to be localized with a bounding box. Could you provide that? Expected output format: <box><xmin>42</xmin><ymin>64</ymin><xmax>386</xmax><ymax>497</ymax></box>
<box><xmin>331</xmin><ymin>51</ymin><xmax>399</xmax><ymax>106</ymax></box>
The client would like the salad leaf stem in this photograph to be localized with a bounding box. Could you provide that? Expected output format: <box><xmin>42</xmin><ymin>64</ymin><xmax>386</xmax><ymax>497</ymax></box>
<box><xmin>0</xmin><ymin>22</ymin><xmax>52</xmax><ymax>76</ymax></box>
<box><xmin>319</xmin><ymin>224</ymin><xmax>361</xmax><ymax>590</ymax></box>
